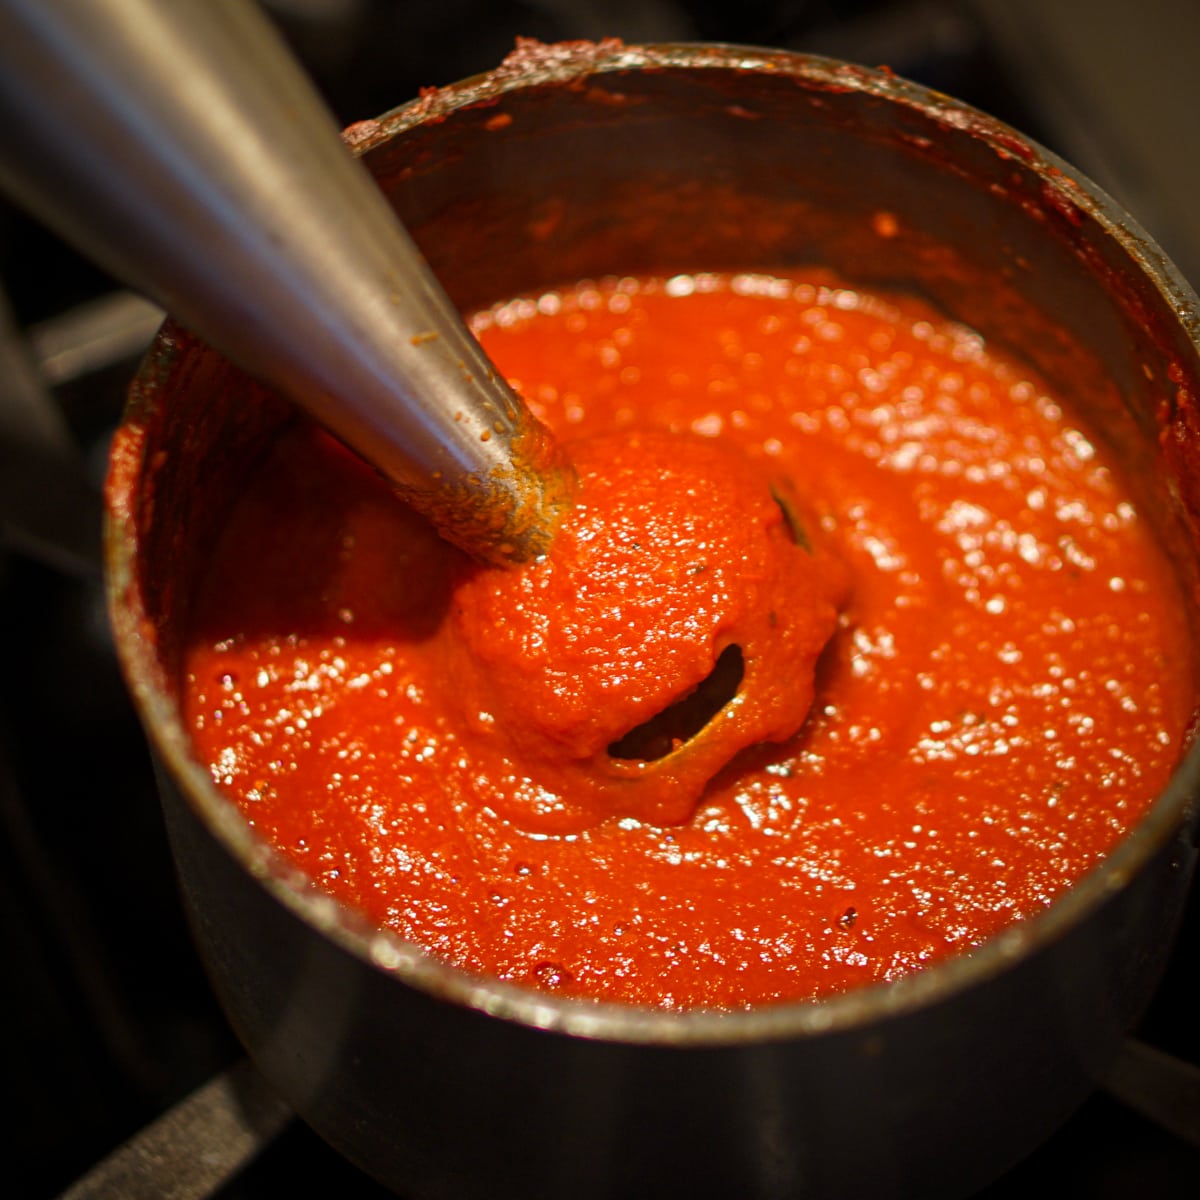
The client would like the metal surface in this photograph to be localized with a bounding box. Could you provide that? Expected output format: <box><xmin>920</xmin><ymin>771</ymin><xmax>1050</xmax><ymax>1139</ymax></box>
<box><xmin>1104</xmin><ymin>1038</ymin><xmax>1200</xmax><ymax>1150</ymax></box>
<box><xmin>57</xmin><ymin>1059</ymin><xmax>293</xmax><ymax>1200</ymax></box>
<box><xmin>0</xmin><ymin>288</ymin><xmax>101</xmax><ymax>576</ymax></box>
<box><xmin>106</xmin><ymin>45</ymin><xmax>1200</xmax><ymax>1199</ymax></box>
<box><xmin>0</xmin><ymin>0</ymin><xmax>566</xmax><ymax>563</ymax></box>
<box><xmin>29</xmin><ymin>292</ymin><xmax>164</xmax><ymax>388</ymax></box>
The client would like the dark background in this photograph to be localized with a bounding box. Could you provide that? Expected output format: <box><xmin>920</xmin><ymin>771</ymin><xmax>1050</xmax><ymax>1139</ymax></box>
<box><xmin>2</xmin><ymin>1</ymin><xmax>1199</xmax><ymax>1196</ymax></box>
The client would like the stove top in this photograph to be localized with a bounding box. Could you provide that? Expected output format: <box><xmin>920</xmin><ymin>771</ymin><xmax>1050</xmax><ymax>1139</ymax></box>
<box><xmin>4</xmin><ymin>2</ymin><xmax>1199</xmax><ymax>1196</ymax></box>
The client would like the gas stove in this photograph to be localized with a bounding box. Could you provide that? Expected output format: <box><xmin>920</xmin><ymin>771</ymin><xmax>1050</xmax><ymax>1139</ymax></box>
<box><xmin>3</xmin><ymin>2</ymin><xmax>1199</xmax><ymax>1196</ymax></box>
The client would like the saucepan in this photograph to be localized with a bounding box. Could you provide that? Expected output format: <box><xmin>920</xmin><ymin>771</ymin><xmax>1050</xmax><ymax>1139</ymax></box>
<box><xmin>106</xmin><ymin>41</ymin><xmax>1200</xmax><ymax>1199</ymax></box>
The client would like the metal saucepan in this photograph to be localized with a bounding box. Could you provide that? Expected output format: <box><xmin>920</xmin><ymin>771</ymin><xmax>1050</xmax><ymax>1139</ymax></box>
<box><xmin>106</xmin><ymin>42</ymin><xmax>1200</xmax><ymax>1199</ymax></box>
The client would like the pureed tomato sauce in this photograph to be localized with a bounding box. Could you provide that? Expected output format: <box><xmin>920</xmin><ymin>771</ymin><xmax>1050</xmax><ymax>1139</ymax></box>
<box><xmin>182</xmin><ymin>272</ymin><xmax>1192</xmax><ymax>1010</ymax></box>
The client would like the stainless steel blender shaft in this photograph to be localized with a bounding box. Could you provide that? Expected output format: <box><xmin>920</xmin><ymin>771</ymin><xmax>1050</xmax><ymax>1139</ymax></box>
<box><xmin>0</xmin><ymin>0</ymin><xmax>568</xmax><ymax>562</ymax></box>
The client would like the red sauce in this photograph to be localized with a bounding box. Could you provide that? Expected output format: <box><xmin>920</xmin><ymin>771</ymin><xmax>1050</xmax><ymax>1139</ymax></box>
<box><xmin>444</xmin><ymin>429</ymin><xmax>849</xmax><ymax>829</ymax></box>
<box><xmin>183</xmin><ymin>273</ymin><xmax>1192</xmax><ymax>1010</ymax></box>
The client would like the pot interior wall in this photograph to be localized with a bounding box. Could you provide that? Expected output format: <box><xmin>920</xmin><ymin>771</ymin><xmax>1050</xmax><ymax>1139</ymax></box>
<box><xmin>372</xmin><ymin>64</ymin><xmax>1187</xmax><ymax>486</ymax></box>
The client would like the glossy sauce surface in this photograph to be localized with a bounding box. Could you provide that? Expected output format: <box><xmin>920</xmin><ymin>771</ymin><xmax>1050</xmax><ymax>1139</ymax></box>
<box><xmin>183</xmin><ymin>274</ymin><xmax>1192</xmax><ymax>1009</ymax></box>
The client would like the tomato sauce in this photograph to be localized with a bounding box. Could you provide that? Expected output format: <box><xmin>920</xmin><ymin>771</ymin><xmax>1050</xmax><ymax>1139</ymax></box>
<box><xmin>182</xmin><ymin>272</ymin><xmax>1193</xmax><ymax>1009</ymax></box>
